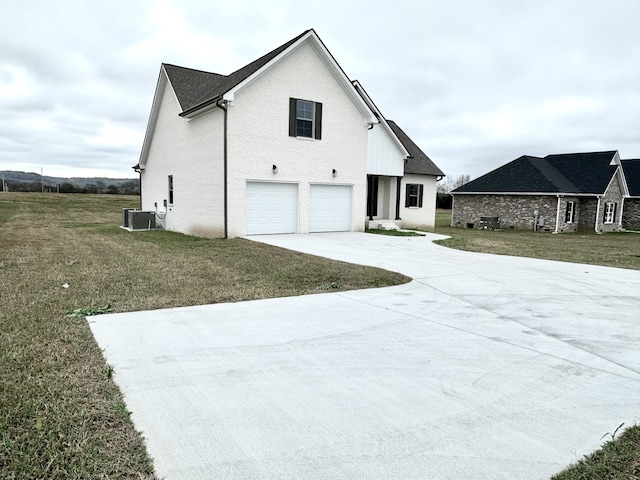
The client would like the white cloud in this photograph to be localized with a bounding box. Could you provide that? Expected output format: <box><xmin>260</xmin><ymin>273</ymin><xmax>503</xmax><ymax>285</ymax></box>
<box><xmin>0</xmin><ymin>0</ymin><xmax>639</xmax><ymax>180</ymax></box>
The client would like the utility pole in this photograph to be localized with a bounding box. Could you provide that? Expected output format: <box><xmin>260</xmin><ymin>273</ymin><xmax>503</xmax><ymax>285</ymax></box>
<box><xmin>41</xmin><ymin>168</ymin><xmax>44</xmax><ymax>193</ymax></box>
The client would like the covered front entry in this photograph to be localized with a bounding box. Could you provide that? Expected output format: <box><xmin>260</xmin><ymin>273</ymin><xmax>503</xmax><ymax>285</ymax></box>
<box><xmin>309</xmin><ymin>184</ymin><xmax>352</xmax><ymax>232</ymax></box>
<box><xmin>245</xmin><ymin>181</ymin><xmax>298</xmax><ymax>235</ymax></box>
<box><xmin>366</xmin><ymin>175</ymin><xmax>401</xmax><ymax>223</ymax></box>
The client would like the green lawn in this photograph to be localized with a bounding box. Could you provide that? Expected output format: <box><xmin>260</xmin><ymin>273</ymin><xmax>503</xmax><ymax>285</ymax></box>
<box><xmin>434</xmin><ymin>209</ymin><xmax>640</xmax><ymax>271</ymax></box>
<box><xmin>551</xmin><ymin>424</ymin><xmax>640</xmax><ymax>479</ymax></box>
<box><xmin>0</xmin><ymin>193</ymin><xmax>408</xmax><ymax>479</ymax></box>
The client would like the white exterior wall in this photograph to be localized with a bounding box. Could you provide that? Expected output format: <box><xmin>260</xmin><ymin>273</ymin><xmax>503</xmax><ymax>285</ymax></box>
<box><xmin>367</xmin><ymin>124</ymin><xmax>405</xmax><ymax>176</ymax></box>
<box><xmin>141</xmin><ymin>80</ymin><xmax>225</xmax><ymax>237</ymax></box>
<box><xmin>399</xmin><ymin>174</ymin><xmax>438</xmax><ymax>231</ymax></box>
<box><xmin>225</xmin><ymin>42</ymin><xmax>369</xmax><ymax>237</ymax></box>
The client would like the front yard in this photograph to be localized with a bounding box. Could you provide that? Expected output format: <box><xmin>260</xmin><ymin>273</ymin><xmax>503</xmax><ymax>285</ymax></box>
<box><xmin>434</xmin><ymin>209</ymin><xmax>640</xmax><ymax>270</ymax></box>
<box><xmin>0</xmin><ymin>193</ymin><xmax>407</xmax><ymax>479</ymax></box>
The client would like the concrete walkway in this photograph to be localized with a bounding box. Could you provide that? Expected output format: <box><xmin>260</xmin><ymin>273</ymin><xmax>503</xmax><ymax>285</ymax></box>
<box><xmin>90</xmin><ymin>232</ymin><xmax>640</xmax><ymax>480</ymax></box>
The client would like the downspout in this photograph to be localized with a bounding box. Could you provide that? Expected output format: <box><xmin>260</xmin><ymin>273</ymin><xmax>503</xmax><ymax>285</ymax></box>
<box><xmin>395</xmin><ymin>176</ymin><xmax>402</xmax><ymax>220</ymax></box>
<box><xmin>594</xmin><ymin>195</ymin><xmax>601</xmax><ymax>233</ymax></box>
<box><xmin>216</xmin><ymin>99</ymin><xmax>229</xmax><ymax>239</ymax></box>
<box><xmin>450</xmin><ymin>194</ymin><xmax>455</xmax><ymax>226</ymax></box>
<box><xmin>132</xmin><ymin>164</ymin><xmax>142</xmax><ymax>209</ymax></box>
<box><xmin>138</xmin><ymin>170</ymin><xmax>142</xmax><ymax>210</ymax></box>
<box><xmin>367</xmin><ymin>175</ymin><xmax>374</xmax><ymax>221</ymax></box>
<box><xmin>554</xmin><ymin>195</ymin><xmax>561</xmax><ymax>234</ymax></box>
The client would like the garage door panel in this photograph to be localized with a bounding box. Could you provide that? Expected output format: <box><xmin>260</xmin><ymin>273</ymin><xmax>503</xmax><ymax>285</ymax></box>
<box><xmin>309</xmin><ymin>185</ymin><xmax>352</xmax><ymax>233</ymax></box>
<box><xmin>246</xmin><ymin>182</ymin><xmax>298</xmax><ymax>235</ymax></box>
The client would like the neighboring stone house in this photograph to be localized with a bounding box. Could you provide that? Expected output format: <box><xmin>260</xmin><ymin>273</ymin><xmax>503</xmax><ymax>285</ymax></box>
<box><xmin>134</xmin><ymin>29</ymin><xmax>444</xmax><ymax>238</ymax></box>
<box><xmin>451</xmin><ymin>151</ymin><xmax>637</xmax><ymax>233</ymax></box>
<box><xmin>621</xmin><ymin>159</ymin><xmax>640</xmax><ymax>229</ymax></box>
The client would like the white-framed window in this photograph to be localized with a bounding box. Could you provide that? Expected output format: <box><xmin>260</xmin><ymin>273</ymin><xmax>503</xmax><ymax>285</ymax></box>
<box><xmin>603</xmin><ymin>202</ymin><xmax>616</xmax><ymax>224</ymax></box>
<box><xmin>289</xmin><ymin>98</ymin><xmax>322</xmax><ymax>139</ymax></box>
<box><xmin>168</xmin><ymin>175</ymin><xmax>174</xmax><ymax>205</ymax></box>
<box><xmin>405</xmin><ymin>184</ymin><xmax>424</xmax><ymax>208</ymax></box>
<box><xmin>564</xmin><ymin>201</ymin><xmax>575</xmax><ymax>223</ymax></box>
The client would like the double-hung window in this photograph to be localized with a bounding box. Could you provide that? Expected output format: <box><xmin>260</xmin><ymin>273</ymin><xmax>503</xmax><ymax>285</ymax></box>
<box><xmin>603</xmin><ymin>202</ymin><xmax>616</xmax><ymax>224</ymax></box>
<box><xmin>564</xmin><ymin>201</ymin><xmax>575</xmax><ymax>223</ymax></box>
<box><xmin>289</xmin><ymin>98</ymin><xmax>322</xmax><ymax>139</ymax></box>
<box><xmin>405</xmin><ymin>184</ymin><xmax>424</xmax><ymax>208</ymax></box>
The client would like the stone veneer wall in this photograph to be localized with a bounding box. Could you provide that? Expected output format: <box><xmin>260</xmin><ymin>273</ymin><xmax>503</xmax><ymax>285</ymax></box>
<box><xmin>577</xmin><ymin>198</ymin><xmax>598</xmax><ymax>231</ymax></box>
<box><xmin>622</xmin><ymin>199</ymin><xmax>640</xmax><ymax>229</ymax></box>
<box><xmin>598</xmin><ymin>175</ymin><xmax>624</xmax><ymax>233</ymax></box>
<box><xmin>452</xmin><ymin>194</ymin><xmax>558</xmax><ymax>230</ymax></box>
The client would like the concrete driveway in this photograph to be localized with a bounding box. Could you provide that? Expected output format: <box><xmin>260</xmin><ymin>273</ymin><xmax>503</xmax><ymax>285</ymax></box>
<box><xmin>90</xmin><ymin>232</ymin><xmax>640</xmax><ymax>480</ymax></box>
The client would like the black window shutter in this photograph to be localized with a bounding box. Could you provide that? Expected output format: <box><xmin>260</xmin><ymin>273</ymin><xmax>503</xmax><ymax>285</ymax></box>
<box><xmin>405</xmin><ymin>185</ymin><xmax>410</xmax><ymax>207</ymax></box>
<box><xmin>289</xmin><ymin>98</ymin><xmax>296</xmax><ymax>137</ymax></box>
<box><xmin>603</xmin><ymin>204</ymin><xmax>607</xmax><ymax>222</ymax></box>
<box><xmin>614</xmin><ymin>202</ymin><xmax>618</xmax><ymax>221</ymax></box>
<box><xmin>314</xmin><ymin>102</ymin><xmax>322</xmax><ymax>140</ymax></box>
<box><xmin>418</xmin><ymin>184</ymin><xmax>424</xmax><ymax>208</ymax></box>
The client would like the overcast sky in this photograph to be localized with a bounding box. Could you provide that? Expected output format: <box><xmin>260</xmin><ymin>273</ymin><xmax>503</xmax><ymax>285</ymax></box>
<box><xmin>2</xmin><ymin>0</ymin><xmax>639</xmax><ymax>181</ymax></box>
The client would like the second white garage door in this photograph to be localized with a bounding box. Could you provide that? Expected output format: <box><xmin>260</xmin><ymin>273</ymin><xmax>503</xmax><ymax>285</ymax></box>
<box><xmin>309</xmin><ymin>184</ymin><xmax>353</xmax><ymax>232</ymax></box>
<box><xmin>246</xmin><ymin>182</ymin><xmax>298</xmax><ymax>235</ymax></box>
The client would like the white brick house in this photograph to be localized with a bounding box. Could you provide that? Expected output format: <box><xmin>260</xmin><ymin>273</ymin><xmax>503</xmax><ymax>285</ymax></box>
<box><xmin>135</xmin><ymin>29</ymin><xmax>444</xmax><ymax>238</ymax></box>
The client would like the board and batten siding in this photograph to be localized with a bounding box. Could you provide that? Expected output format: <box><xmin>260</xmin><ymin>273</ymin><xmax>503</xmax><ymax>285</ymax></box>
<box><xmin>366</xmin><ymin>123</ymin><xmax>405</xmax><ymax>177</ymax></box>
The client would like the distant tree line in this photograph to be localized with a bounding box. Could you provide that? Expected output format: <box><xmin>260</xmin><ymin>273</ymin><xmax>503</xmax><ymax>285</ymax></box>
<box><xmin>0</xmin><ymin>180</ymin><xmax>139</xmax><ymax>195</ymax></box>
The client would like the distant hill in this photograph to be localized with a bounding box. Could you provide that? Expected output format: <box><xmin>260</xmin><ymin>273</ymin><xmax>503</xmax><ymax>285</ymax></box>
<box><xmin>0</xmin><ymin>171</ymin><xmax>139</xmax><ymax>194</ymax></box>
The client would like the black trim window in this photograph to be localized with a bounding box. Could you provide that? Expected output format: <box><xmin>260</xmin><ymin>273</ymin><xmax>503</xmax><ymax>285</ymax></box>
<box><xmin>405</xmin><ymin>184</ymin><xmax>423</xmax><ymax>208</ymax></box>
<box><xmin>603</xmin><ymin>202</ymin><xmax>616</xmax><ymax>224</ymax></box>
<box><xmin>289</xmin><ymin>98</ymin><xmax>322</xmax><ymax>139</ymax></box>
<box><xmin>168</xmin><ymin>175</ymin><xmax>174</xmax><ymax>205</ymax></box>
<box><xmin>565</xmin><ymin>201</ymin><xmax>575</xmax><ymax>223</ymax></box>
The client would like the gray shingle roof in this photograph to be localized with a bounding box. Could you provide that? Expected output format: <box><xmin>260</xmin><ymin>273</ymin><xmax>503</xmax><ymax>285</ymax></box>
<box><xmin>164</xmin><ymin>30</ymin><xmax>312</xmax><ymax>115</ymax></box>
<box><xmin>386</xmin><ymin>121</ymin><xmax>445</xmax><ymax>177</ymax></box>
<box><xmin>622</xmin><ymin>159</ymin><xmax>640</xmax><ymax>196</ymax></box>
<box><xmin>453</xmin><ymin>151</ymin><xmax>619</xmax><ymax>194</ymax></box>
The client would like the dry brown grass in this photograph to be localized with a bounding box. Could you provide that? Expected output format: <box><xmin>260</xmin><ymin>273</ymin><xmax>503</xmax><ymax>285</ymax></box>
<box><xmin>435</xmin><ymin>209</ymin><xmax>640</xmax><ymax>270</ymax></box>
<box><xmin>0</xmin><ymin>193</ymin><xmax>408</xmax><ymax>479</ymax></box>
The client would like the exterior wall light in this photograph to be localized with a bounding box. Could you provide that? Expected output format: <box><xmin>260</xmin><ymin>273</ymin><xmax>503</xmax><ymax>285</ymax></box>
<box><xmin>272</xmin><ymin>164</ymin><xmax>278</xmax><ymax>174</ymax></box>
<box><xmin>332</xmin><ymin>169</ymin><xmax>337</xmax><ymax>177</ymax></box>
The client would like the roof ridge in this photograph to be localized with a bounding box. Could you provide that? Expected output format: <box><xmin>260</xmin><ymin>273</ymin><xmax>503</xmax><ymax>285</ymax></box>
<box><xmin>162</xmin><ymin>63</ymin><xmax>223</xmax><ymax>76</ymax></box>
<box><xmin>182</xmin><ymin>29</ymin><xmax>313</xmax><ymax>114</ymax></box>
<box><xmin>545</xmin><ymin>150</ymin><xmax>618</xmax><ymax>157</ymax></box>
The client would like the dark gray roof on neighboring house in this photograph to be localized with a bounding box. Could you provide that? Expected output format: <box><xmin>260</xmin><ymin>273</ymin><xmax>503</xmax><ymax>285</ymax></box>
<box><xmin>453</xmin><ymin>151</ymin><xmax>619</xmax><ymax>195</ymax></box>
<box><xmin>622</xmin><ymin>159</ymin><xmax>640</xmax><ymax>196</ymax></box>
<box><xmin>387</xmin><ymin>120</ymin><xmax>445</xmax><ymax>177</ymax></box>
<box><xmin>164</xmin><ymin>29</ymin><xmax>312</xmax><ymax>115</ymax></box>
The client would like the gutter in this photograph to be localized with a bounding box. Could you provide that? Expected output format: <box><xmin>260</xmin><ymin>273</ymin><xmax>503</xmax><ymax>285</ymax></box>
<box><xmin>216</xmin><ymin>99</ymin><xmax>229</xmax><ymax>239</ymax></box>
<box><xmin>180</xmin><ymin>95</ymin><xmax>223</xmax><ymax>118</ymax></box>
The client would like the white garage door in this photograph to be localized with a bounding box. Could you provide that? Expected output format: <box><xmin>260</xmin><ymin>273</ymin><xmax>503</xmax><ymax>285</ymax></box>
<box><xmin>246</xmin><ymin>182</ymin><xmax>298</xmax><ymax>235</ymax></box>
<box><xmin>309</xmin><ymin>184</ymin><xmax>353</xmax><ymax>232</ymax></box>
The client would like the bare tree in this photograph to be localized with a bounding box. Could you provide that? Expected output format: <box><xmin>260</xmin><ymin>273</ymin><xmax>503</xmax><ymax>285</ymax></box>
<box><xmin>452</xmin><ymin>174</ymin><xmax>471</xmax><ymax>190</ymax></box>
<box><xmin>437</xmin><ymin>174</ymin><xmax>471</xmax><ymax>193</ymax></box>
